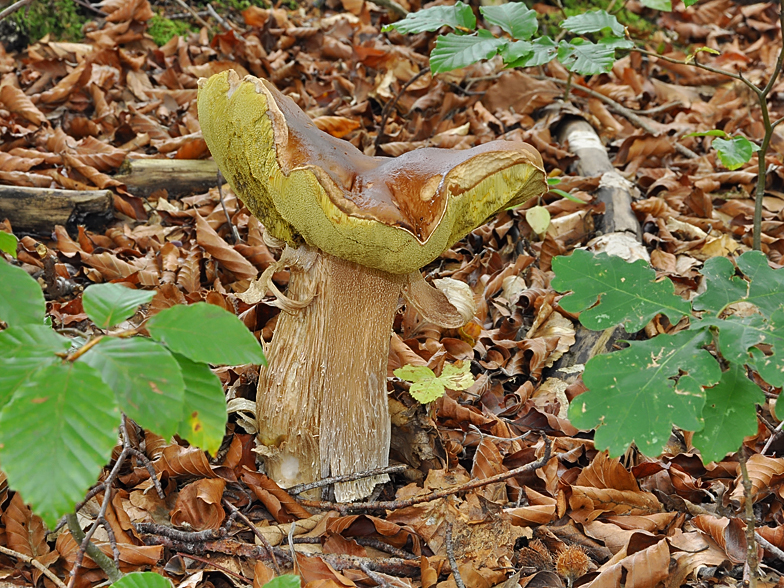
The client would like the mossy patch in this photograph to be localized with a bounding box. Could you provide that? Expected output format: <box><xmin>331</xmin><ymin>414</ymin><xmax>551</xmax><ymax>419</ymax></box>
<box><xmin>147</xmin><ymin>14</ymin><xmax>197</xmax><ymax>46</ymax></box>
<box><xmin>12</xmin><ymin>0</ymin><xmax>88</xmax><ymax>42</ymax></box>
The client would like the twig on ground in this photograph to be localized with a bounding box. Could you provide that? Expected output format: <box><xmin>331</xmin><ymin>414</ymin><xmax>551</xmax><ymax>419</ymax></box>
<box><xmin>134</xmin><ymin>522</ymin><xmax>226</xmax><ymax>542</ymax></box>
<box><xmin>299</xmin><ymin>434</ymin><xmax>552</xmax><ymax>514</ymax></box>
<box><xmin>175</xmin><ymin>552</ymin><xmax>252</xmax><ymax>583</ymax></box>
<box><xmin>533</xmin><ymin>75</ymin><xmax>700</xmax><ymax>160</ymax></box>
<box><xmin>761</xmin><ymin>420</ymin><xmax>784</xmax><ymax>455</ymax></box>
<box><xmin>360</xmin><ymin>563</ymin><xmax>396</xmax><ymax>588</ymax></box>
<box><xmin>739</xmin><ymin>448</ymin><xmax>759</xmax><ymax>588</ymax></box>
<box><xmin>172</xmin><ymin>0</ymin><xmax>211</xmax><ymax>29</ymax></box>
<box><xmin>0</xmin><ymin>0</ymin><xmax>33</xmax><ymax>22</ymax></box>
<box><xmin>207</xmin><ymin>4</ymin><xmax>233</xmax><ymax>31</ymax></box>
<box><xmin>294</xmin><ymin>536</ymin><xmax>417</xmax><ymax>560</ymax></box>
<box><xmin>0</xmin><ymin>545</ymin><xmax>67</xmax><ymax>588</ymax></box>
<box><xmin>755</xmin><ymin>532</ymin><xmax>784</xmax><ymax>562</ymax></box>
<box><xmin>169</xmin><ymin>10</ymin><xmax>210</xmax><ymax>19</ymax></box>
<box><xmin>285</xmin><ymin>464</ymin><xmax>408</xmax><ymax>495</ymax></box>
<box><xmin>217</xmin><ymin>170</ymin><xmax>241</xmax><ymax>244</ymax></box>
<box><xmin>222</xmin><ymin>498</ymin><xmax>281</xmax><ymax>574</ymax></box>
<box><xmin>445</xmin><ymin>523</ymin><xmax>465</xmax><ymax>588</ymax></box>
<box><xmin>66</xmin><ymin>513</ymin><xmax>123</xmax><ymax>585</ymax></box>
<box><xmin>374</xmin><ymin>67</ymin><xmax>431</xmax><ymax>153</ymax></box>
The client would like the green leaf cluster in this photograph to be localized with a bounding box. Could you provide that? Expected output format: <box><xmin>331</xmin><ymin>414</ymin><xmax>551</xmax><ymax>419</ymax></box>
<box><xmin>385</xmin><ymin>2</ymin><xmax>632</xmax><ymax>75</ymax></box>
<box><xmin>0</xmin><ymin>258</ymin><xmax>266</xmax><ymax>527</ymax></box>
<box><xmin>686</xmin><ymin>130</ymin><xmax>760</xmax><ymax>171</ymax></box>
<box><xmin>394</xmin><ymin>361</ymin><xmax>475</xmax><ymax>404</ymax></box>
<box><xmin>552</xmin><ymin>250</ymin><xmax>783</xmax><ymax>463</ymax></box>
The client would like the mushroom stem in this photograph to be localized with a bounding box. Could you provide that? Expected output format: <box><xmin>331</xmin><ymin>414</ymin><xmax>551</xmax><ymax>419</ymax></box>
<box><xmin>256</xmin><ymin>245</ymin><xmax>406</xmax><ymax>502</ymax></box>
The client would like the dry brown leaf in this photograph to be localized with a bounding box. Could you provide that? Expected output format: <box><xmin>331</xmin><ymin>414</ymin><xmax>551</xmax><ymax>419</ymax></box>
<box><xmin>690</xmin><ymin>515</ymin><xmax>746</xmax><ymax>564</ymax></box>
<box><xmin>170</xmin><ymin>478</ymin><xmax>226</xmax><ymax>531</ymax></box>
<box><xmin>0</xmin><ymin>84</ymin><xmax>47</xmax><ymax>125</ymax></box>
<box><xmin>312</xmin><ymin>116</ymin><xmax>361</xmax><ymax>138</ymax></box>
<box><xmin>196</xmin><ymin>213</ymin><xmax>259</xmax><ymax>281</ymax></box>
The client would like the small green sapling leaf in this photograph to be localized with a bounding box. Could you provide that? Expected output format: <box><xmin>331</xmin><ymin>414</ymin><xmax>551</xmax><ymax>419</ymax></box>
<box><xmin>506</xmin><ymin>36</ymin><xmax>558</xmax><ymax>68</ymax></box>
<box><xmin>262</xmin><ymin>576</ymin><xmax>301</xmax><ymax>588</ymax></box>
<box><xmin>480</xmin><ymin>3</ymin><xmax>538</xmax><ymax>40</ymax></box>
<box><xmin>382</xmin><ymin>1</ymin><xmax>476</xmax><ymax>34</ymax></box>
<box><xmin>174</xmin><ymin>353</ymin><xmax>228</xmax><ymax>456</ymax></box>
<box><xmin>82</xmin><ymin>283</ymin><xmax>155</xmax><ymax>329</ymax></box>
<box><xmin>557</xmin><ymin>38</ymin><xmax>616</xmax><ymax>75</ymax></box>
<box><xmin>395</xmin><ymin>361</ymin><xmax>474</xmax><ymax>404</ymax></box>
<box><xmin>111</xmin><ymin>572</ymin><xmax>174</xmax><ymax>588</ymax></box>
<box><xmin>430</xmin><ymin>30</ymin><xmax>507</xmax><ymax>73</ymax></box>
<box><xmin>713</xmin><ymin>136</ymin><xmax>759</xmax><ymax>171</ymax></box>
<box><xmin>639</xmin><ymin>0</ymin><xmax>671</xmax><ymax>11</ymax></box>
<box><xmin>561</xmin><ymin>10</ymin><xmax>625</xmax><ymax>36</ymax></box>
<box><xmin>549</xmin><ymin>188</ymin><xmax>587</xmax><ymax>204</ymax></box>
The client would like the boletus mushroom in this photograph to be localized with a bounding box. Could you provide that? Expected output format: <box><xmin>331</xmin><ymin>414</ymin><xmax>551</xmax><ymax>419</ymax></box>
<box><xmin>197</xmin><ymin>70</ymin><xmax>547</xmax><ymax>502</ymax></box>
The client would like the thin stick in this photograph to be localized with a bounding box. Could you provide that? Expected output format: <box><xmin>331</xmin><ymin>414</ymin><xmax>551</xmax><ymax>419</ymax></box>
<box><xmin>222</xmin><ymin>498</ymin><xmax>281</xmax><ymax>575</ymax></box>
<box><xmin>445</xmin><ymin>523</ymin><xmax>465</xmax><ymax>588</ymax></box>
<box><xmin>360</xmin><ymin>563</ymin><xmax>396</xmax><ymax>588</ymax></box>
<box><xmin>532</xmin><ymin>75</ymin><xmax>699</xmax><ymax>159</ymax></box>
<box><xmin>0</xmin><ymin>545</ymin><xmax>67</xmax><ymax>588</ymax></box>
<box><xmin>217</xmin><ymin>170</ymin><xmax>241</xmax><ymax>244</ymax></box>
<box><xmin>739</xmin><ymin>448</ymin><xmax>759</xmax><ymax>588</ymax></box>
<box><xmin>172</xmin><ymin>0</ymin><xmax>211</xmax><ymax>29</ymax></box>
<box><xmin>755</xmin><ymin>531</ymin><xmax>784</xmax><ymax>562</ymax></box>
<box><xmin>761</xmin><ymin>420</ymin><xmax>784</xmax><ymax>455</ymax></box>
<box><xmin>207</xmin><ymin>4</ymin><xmax>232</xmax><ymax>31</ymax></box>
<box><xmin>0</xmin><ymin>0</ymin><xmax>33</xmax><ymax>22</ymax></box>
<box><xmin>374</xmin><ymin>67</ymin><xmax>431</xmax><ymax>153</ymax></box>
<box><xmin>66</xmin><ymin>513</ymin><xmax>123</xmax><ymax>584</ymax></box>
<box><xmin>299</xmin><ymin>434</ymin><xmax>552</xmax><ymax>514</ymax></box>
<box><xmin>176</xmin><ymin>552</ymin><xmax>251</xmax><ymax>583</ymax></box>
<box><xmin>285</xmin><ymin>464</ymin><xmax>408</xmax><ymax>495</ymax></box>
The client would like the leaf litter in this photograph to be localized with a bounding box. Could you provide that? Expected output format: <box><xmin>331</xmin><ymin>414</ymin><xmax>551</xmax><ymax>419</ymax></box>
<box><xmin>1</xmin><ymin>0</ymin><xmax>784</xmax><ymax>586</ymax></box>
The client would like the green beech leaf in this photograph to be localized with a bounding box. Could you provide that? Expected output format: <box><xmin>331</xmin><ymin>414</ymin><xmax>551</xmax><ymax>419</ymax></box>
<box><xmin>111</xmin><ymin>572</ymin><xmax>174</xmax><ymax>588</ymax></box>
<box><xmin>500</xmin><ymin>40</ymin><xmax>533</xmax><ymax>66</ymax></box>
<box><xmin>639</xmin><ymin>0</ymin><xmax>671</xmax><ymax>10</ymax></box>
<box><xmin>382</xmin><ymin>1</ymin><xmax>476</xmax><ymax>34</ymax></box>
<box><xmin>569</xmin><ymin>329</ymin><xmax>720</xmax><ymax>457</ymax></box>
<box><xmin>561</xmin><ymin>10</ymin><xmax>625</xmax><ymax>36</ymax></box>
<box><xmin>557</xmin><ymin>38</ymin><xmax>616</xmax><ymax>75</ymax></box>
<box><xmin>0</xmin><ymin>361</ymin><xmax>119</xmax><ymax>528</ymax></box>
<box><xmin>79</xmin><ymin>337</ymin><xmax>185</xmax><ymax>438</ymax></box>
<box><xmin>82</xmin><ymin>283</ymin><xmax>155</xmax><ymax>329</ymax></box>
<box><xmin>147</xmin><ymin>302</ymin><xmax>266</xmax><ymax>366</ymax></box>
<box><xmin>599</xmin><ymin>36</ymin><xmax>634</xmax><ymax>50</ymax></box>
<box><xmin>713</xmin><ymin>136</ymin><xmax>759</xmax><ymax>171</ymax></box>
<box><xmin>439</xmin><ymin>361</ymin><xmax>475</xmax><ymax>391</ymax></box>
<box><xmin>0</xmin><ymin>325</ymin><xmax>71</xmax><ymax>407</ymax></box>
<box><xmin>551</xmin><ymin>250</ymin><xmax>691</xmax><ymax>332</ymax></box>
<box><xmin>430</xmin><ymin>30</ymin><xmax>508</xmax><ymax>73</ymax></box>
<box><xmin>506</xmin><ymin>35</ymin><xmax>557</xmax><ymax>67</ymax></box>
<box><xmin>692</xmin><ymin>363</ymin><xmax>764</xmax><ymax>463</ymax></box>
<box><xmin>0</xmin><ymin>260</ymin><xmax>45</xmax><ymax>326</ymax></box>
<box><xmin>526</xmin><ymin>205</ymin><xmax>551</xmax><ymax>235</ymax></box>
<box><xmin>480</xmin><ymin>3</ymin><xmax>538</xmax><ymax>40</ymax></box>
<box><xmin>262</xmin><ymin>576</ymin><xmax>301</xmax><ymax>588</ymax></box>
<box><xmin>175</xmin><ymin>353</ymin><xmax>227</xmax><ymax>456</ymax></box>
<box><xmin>0</xmin><ymin>231</ymin><xmax>17</xmax><ymax>258</ymax></box>
<box><xmin>682</xmin><ymin>0</ymin><xmax>699</xmax><ymax>7</ymax></box>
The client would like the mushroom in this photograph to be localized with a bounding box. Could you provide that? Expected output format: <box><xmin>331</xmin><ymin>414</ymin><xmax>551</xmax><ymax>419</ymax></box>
<box><xmin>197</xmin><ymin>70</ymin><xmax>546</xmax><ymax>502</ymax></box>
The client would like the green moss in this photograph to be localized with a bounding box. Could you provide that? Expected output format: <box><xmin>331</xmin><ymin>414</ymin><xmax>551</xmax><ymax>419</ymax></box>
<box><xmin>13</xmin><ymin>0</ymin><xmax>88</xmax><ymax>42</ymax></box>
<box><xmin>147</xmin><ymin>14</ymin><xmax>197</xmax><ymax>46</ymax></box>
<box><xmin>210</xmin><ymin>0</ymin><xmax>269</xmax><ymax>13</ymax></box>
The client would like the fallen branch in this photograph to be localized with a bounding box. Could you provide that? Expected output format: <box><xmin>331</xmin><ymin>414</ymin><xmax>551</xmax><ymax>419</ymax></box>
<box><xmin>114</xmin><ymin>159</ymin><xmax>219</xmax><ymax>198</ymax></box>
<box><xmin>285</xmin><ymin>464</ymin><xmax>409</xmax><ymax>496</ymax></box>
<box><xmin>0</xmin><ymin>0</ymin><xmax>33</xmax><ymax>22</ymax></box>
<box><xmin>0</xmin><ymin>186</ymin><xmax>113</xmax><ymax>233</ymax></box>
<box><xmin>298</xmin><ymin>435</ymin><xmax>552</xmax><ymax>514</ymax></box>
<box><xmin>0</xmin><ymin>545</ymin><xmax>67</xmax><ymax>588</ymax></box>
<box><xmin>534</xmin><ymin>75</ymin><xmax>699</xmax><ymax>160</ymax></box>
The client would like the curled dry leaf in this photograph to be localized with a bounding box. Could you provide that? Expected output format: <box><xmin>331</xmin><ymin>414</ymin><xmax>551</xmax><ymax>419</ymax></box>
<box><xmin>0</xmin><ymin>84</ymin><xmax>47</xmax><ymax>125</ymax></box>
<box><xmin>195</xmin><ymin>213</ymin><xmax>259</xmax><ymax>281</ymax></box>
<box><xmin>170</xmin><ymin>478</ymin><xmax>227</xmax><ymax>531</ymax></box>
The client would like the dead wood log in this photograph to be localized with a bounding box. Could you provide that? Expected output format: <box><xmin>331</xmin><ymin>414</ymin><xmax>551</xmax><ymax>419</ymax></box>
<box><xmin>0</xmin><ymin>185</ymin><xmax>113</xmax><ymax>233</ymax></box>
<box><xmin>114</xmin><ymin>158</ymin><xmax>218</xmax><ymax>197</ymax></box>
<box><xmin>545</xmin><ymin>118</ymin><xmax>647</xmax><ymax>385</ymax></box>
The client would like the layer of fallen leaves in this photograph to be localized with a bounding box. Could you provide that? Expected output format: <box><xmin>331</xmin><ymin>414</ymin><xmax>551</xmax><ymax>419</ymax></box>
<box><xmin>2</xmin><ymin>0</ymin><xmax>784</xmax><ymax>586</ymax></box>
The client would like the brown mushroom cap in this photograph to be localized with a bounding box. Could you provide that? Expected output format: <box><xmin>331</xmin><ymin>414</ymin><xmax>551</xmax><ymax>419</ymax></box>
<box><xmin>198</xmin><ymin>70</ymin><xmax>546</xmax><ymax>275</ymax></box>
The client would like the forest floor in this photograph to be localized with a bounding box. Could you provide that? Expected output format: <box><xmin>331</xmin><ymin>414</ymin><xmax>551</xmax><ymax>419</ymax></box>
<box><xmin>1</xmin><ymin>0</ymin><xmax>784</xmax><ymax>586</ymax></box>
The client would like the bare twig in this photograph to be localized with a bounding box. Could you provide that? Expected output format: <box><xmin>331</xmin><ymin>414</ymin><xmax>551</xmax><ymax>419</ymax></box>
<box><xmin>532</xmin><ymin>75</ymin><xmax>699</xmax><ymax>160</ymax></box>
<box><xmin>360</xmin><ymin>563</ymin><xmax>396</xmax><ymax>588</ymax></box>
<box><xmin>445</xmin><ymin>523</ymin><xmax>465</xmax><ymax>588</ymax></box>
<box><xmin>222</xmin><ymin>498</ymin><xmax>281</xmax><ymax>575</ymax></box>
<box><xmin>374</xmin><ymin>67</ymin><xmax>431</xmax><ymax>153</ymax></box>
<box><xmin>207</xmin><ymin>4</ymin><xmax>232</xmax><ymax>31</ymax></box>
<box><xmin>761</xmin><ymin>420</ymin><xmax>784</xmax><ymax>455</ymax></box>
<box><xmin>0</xmin><ymin>0</ymin><xmax>33</xmax><ymax>22</ymax></box>
<box><xmin>299</xmin><ymin>434</ymin><xmax>552</xmax><ymax>514</ymax></box>
<box><xmin>172</xmin><ymin>0</ymin><xmax>211</xmax><ymax>29</ymax></box>
<box><xmin>739</xmin><ymin>448</ymin><xmax>759</xmax><ymax>588</ymax></box>
<box><xmin>755</xmin><ymin>531</ymin><xmax>784</xmax><ymax>562</ymax></box>
<box><xmin>217</xmin><ymin>170</ymin><xmax>241</xmax><ymax>244</ymax></box>
<box><xmin>285</xmin><ymin>464</ymin><xmax>408</xmax><ymax>495</ymax></box>
<box><xmin>293</xmin><ymin>536</ymin><xmax>416</xmax><ymax>560</ymax></box>
<box><xmin>65</xmin><ymin>513</ymin><xmax>123</xmax><ymax>585</ymax></box>
<box><xmin>175</xmin><ymin>552</ymin><xmax>252</xmax><ymax>583</ymax></box>
<box><xmin>0</xmin><ymin>545</ymin><xmax>67</xmax><ymax>588</ymax></box>
<box><xmin>134</xmin><ymin>522</ymin><xmax>226</xmax><ymax>542</ymax></box>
